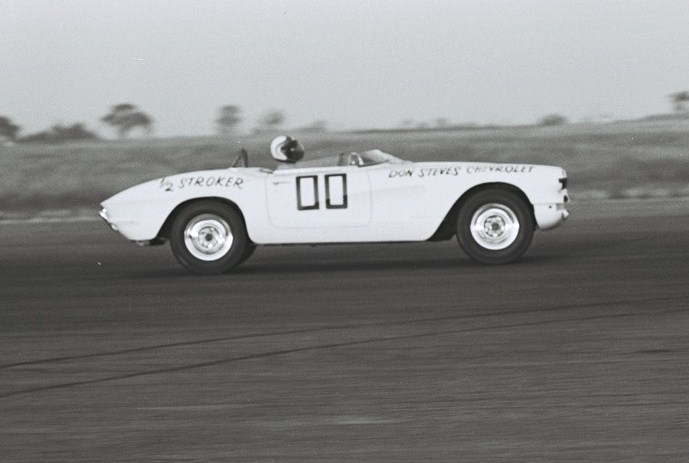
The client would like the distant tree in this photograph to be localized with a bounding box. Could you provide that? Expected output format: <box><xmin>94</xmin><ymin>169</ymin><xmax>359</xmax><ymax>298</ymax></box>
<box><xmin>255</xmin><ymin>110</ymin><xmax>285</xmax><ymax>133</ymax></box>
<box><xmin>216</xmin><ymin>105</ymin><xmax>242</xmax><ymax>134</ymax></box>
<box><xmin>300</xmin><ymin>120</ymin><xmax>328</xmax><ymax>133</ymax></box>
<box><xmin>0</xmin><ymin>116</ymin><xmax>20</xmax><ymax>142</ymax></box>
<box><xmin>20</xmin><ymin>123</ymin><xmax>99</xmax><ymax>144</ymax></box>
<box><xmin>669</xmin><ymin>91</ymin><xmax>689</xmax><ymax>112</ymax></box>
<box><xmin>101</xmin><ymin>103</ymin><xmax>153</xmax><ymax>138</ymax></box>
<box><xmin>538</xmin><ymin>114</ymin><xmax>568</xmax><ymax>126</ymax></box>
<box><xmin>435</xmin><ymin>118</ymin><xmax>449</xmax><ymax>129</ymax></box>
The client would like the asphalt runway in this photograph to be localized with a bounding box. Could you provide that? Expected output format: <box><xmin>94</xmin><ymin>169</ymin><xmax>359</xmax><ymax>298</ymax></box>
<box><xmin>1</xmin><ymin>199</ymin><xmax>688</xmax><ymax>462</ymax></box>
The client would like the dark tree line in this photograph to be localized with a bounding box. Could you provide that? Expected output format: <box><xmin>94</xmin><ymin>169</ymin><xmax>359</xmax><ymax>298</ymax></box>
<box><xmin>2</xmin><ymin>102</ymin><xmax>333</xmax><ymax>144</ymax></box>
<box><xmin>0</xmin><ymin>117</ymin><xmax>99</xmax><ymax>144</ymax></box>
<box><xmin>4</xmin><ymin>89</ymin><xmax>689</xmax><ymax>145</ymax></box>
<box><xmin>20</xmin><ymin>124</ymin><xmax>99</xmax><ymax>143</ymax></box>
<box><xmin>0</xmin><ymin>103</ymin><xmax>155</xmax><ymax>144</ymax></box>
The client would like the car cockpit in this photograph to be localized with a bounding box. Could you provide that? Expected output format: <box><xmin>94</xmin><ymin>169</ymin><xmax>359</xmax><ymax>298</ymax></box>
<box><xmin>229</xmin><ymin>135</ymin><xmax>404</xmax><ymax>170</ymax></box>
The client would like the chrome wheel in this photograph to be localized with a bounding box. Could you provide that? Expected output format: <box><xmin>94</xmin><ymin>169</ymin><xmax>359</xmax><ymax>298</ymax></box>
<box><xmin>469</xmin><ymin>203</ymin><xmax>520</xmax><ymax>250</ymax></box>
<box><xmin>183</xmin><ymin>214</ymin><xmax>234</xmax><ymax>261</ymax></box>
<box><xmin>170</xmin><ymin>201</ymin><xmax>251</xmax><ymax>274</ymax></box>
<box><xmin>457</xmin><ymin>190</ymin><xmax>534</xmax><ymax>264</ymax></box>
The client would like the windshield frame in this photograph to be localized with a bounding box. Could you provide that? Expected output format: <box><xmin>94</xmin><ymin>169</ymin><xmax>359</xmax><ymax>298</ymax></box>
<box><xmin>356</xmin><ymin>149</ymin><xmax>405</xmax><ymax>167</ymax></box>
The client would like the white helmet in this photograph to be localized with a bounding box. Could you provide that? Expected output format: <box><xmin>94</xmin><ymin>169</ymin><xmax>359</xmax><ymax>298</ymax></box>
<box><xmin>270</xmin><ymin>135</ymin><xmax>304</xmax><ymax>163</ymax></box>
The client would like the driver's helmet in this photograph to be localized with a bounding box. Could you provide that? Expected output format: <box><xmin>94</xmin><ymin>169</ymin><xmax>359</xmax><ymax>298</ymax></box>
<box><xmin>270</xmin><ymin>135</ymin><xmax>305</xmax><ymax>163</ymax></box>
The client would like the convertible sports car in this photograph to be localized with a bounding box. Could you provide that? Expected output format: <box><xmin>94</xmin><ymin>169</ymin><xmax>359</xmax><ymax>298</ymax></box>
<box><xmin>100</xmin><ymin>136</ymin><xmax>569</xmax><ymax>274</ymax></box>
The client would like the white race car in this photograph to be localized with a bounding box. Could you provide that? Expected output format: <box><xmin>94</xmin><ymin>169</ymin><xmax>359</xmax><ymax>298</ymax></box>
<box><xmin>100</xmin><ymin>136</ymin><xmax>569</xmax><ymax>274</ymax></box>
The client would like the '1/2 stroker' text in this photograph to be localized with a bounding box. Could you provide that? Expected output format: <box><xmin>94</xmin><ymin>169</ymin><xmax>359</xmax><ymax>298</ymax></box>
<box><xmin>160</xmin><ymin>176</ymin><xmax>244</xmax><ymax>192</ymax></box>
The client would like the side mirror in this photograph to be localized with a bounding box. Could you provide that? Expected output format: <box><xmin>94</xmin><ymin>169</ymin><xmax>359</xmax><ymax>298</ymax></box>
<box><xmin>230</xmin><ymin>148</ymin><xmax>248</xmax><ymax>168</ymax></box>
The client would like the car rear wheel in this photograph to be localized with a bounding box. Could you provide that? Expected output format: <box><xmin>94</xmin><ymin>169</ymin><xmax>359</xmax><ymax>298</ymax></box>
<box><xmin>169</xmin><ymin>201</ymin><xmax>251</xmax><ymax>274</ymax></box>
<box><xmin>456</xmin><ymin>189</ymin><xmax>534</xmax><ymax>264</ymax></box>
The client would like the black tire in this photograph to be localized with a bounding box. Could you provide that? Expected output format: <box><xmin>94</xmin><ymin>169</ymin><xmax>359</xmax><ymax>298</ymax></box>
<box><xmin>169</xmin><ymin>201</ymin><xmax>251</xmax><ymax>274</ymax></box>
<box><xmin>237</xmin><ymin>242</ymin><xmax>256</xmax><ymax>265</ymax></box>
<box><xmin>456</xmin><ymin>189</ymin><xmax>534</xmax><ymax>264</ymax></box>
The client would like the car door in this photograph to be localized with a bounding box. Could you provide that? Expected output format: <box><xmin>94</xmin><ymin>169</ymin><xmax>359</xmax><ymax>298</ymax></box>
<box><xmin>265</xmin><ymin>166</ymin><xmax>372</xmax><ymax>232</ymax></box>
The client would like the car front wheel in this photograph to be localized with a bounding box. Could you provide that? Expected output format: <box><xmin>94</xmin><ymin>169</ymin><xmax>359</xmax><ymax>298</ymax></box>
<box><xmin>169</xmin><ymin>201</ymin><xmax>251</xmax><ymax>274</ymax></box>
<box><xmin>456</xmin><ymin>189</ymin><xmax>534</xmax><ymax>264</ymax></box>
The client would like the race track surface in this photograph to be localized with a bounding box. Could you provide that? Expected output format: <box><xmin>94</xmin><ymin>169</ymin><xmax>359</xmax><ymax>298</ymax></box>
<box><xmin>1</xmin><ymin>199</ymin><xmax>688</xmax><ymax>462</ymax></box>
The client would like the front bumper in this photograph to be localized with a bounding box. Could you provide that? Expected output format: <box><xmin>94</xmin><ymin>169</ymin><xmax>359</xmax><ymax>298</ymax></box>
<box><xmin>99</xmin><ymin>205</ymin><xmax>166</xmax><ymax>246</ymax></box>
<box><xmin>99</xmin><ymin>206</ymin><xmax>119</xmax><ymax>232</ymax></box>
<box><xmin>533</xmin><ymin>202</ymin><xmax>569</xmax><ymax>230</ymax></box>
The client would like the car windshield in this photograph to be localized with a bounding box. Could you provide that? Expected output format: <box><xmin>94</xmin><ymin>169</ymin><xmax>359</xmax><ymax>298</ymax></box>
<box><xmin>358</xmin><ymin>149</ymin><xmax>405</xmax><ymax>166</ymax></box>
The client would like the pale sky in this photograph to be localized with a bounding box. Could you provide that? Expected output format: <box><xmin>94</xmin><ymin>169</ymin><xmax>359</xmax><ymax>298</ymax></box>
<box><xmin>2</xmin><ymin>0</ymin><xmax>688</xmax><ymax>137</ymax></box>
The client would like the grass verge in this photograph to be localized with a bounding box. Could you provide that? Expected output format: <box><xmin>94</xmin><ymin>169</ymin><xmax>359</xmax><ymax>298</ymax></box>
<box><xmin>2</xmin><ymin>119</ymin><xmax>688</xmax><ymax>219</ymax></box>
